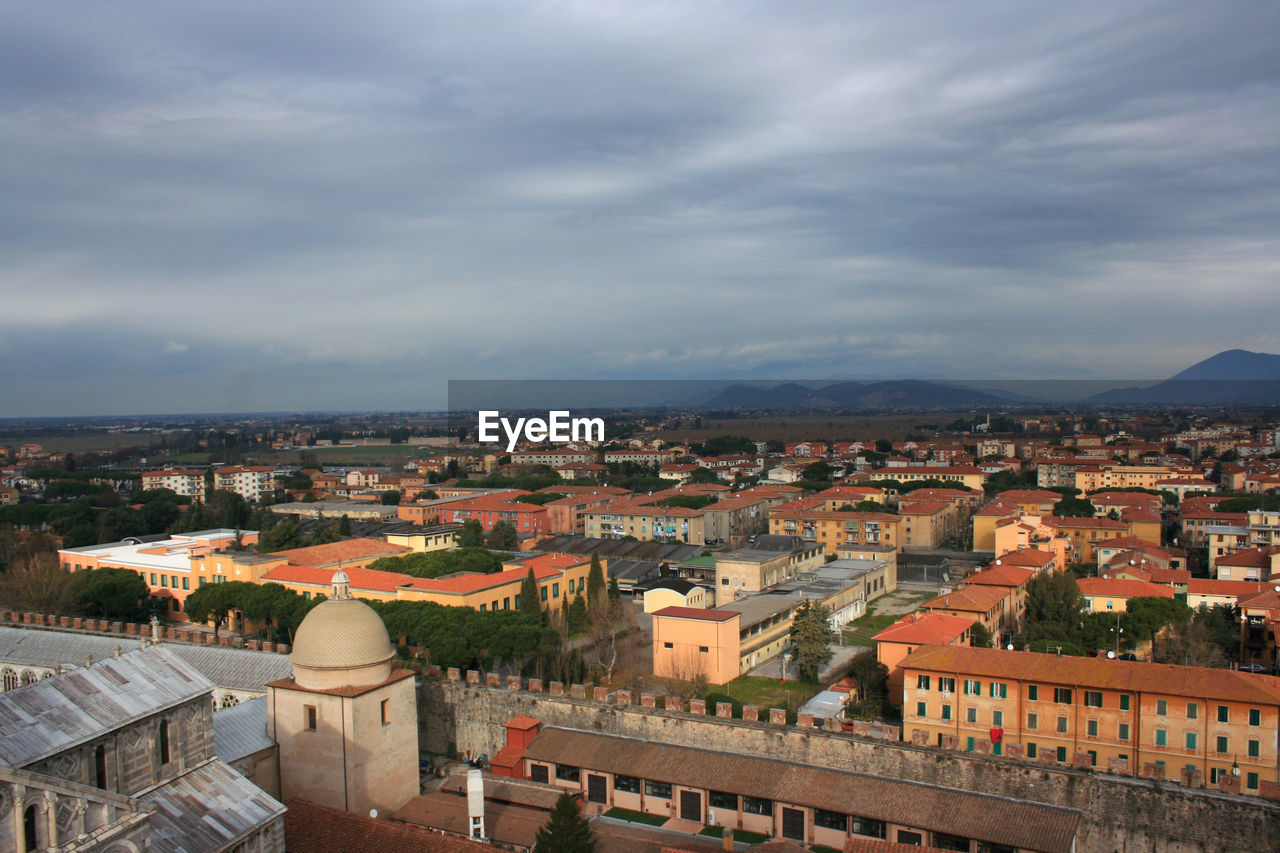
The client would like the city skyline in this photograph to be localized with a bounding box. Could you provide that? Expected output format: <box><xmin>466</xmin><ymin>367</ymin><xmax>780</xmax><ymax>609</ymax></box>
<box><xmin>3</xmin><ymin>1</ymin><xmax>1278</xmax><ymax>416</ymax></box>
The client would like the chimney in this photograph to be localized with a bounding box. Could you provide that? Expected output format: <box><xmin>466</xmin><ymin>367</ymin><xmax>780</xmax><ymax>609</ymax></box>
<box><xmin>467</xmin><ymin>768</ymin><xmax>486</xmax><ymax>841</ymax></box>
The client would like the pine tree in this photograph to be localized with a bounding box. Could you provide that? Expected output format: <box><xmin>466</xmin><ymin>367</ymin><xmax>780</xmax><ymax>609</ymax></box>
<box><xmin>519</xmin><ymin>568</ymin><xmax>542</xmax><ymax>619</ymax></box>
<box><xmin>338</xmin><ymin>514</ymin><xmax>352</xmax><ymax>536</ymax></box>
<box><xmin>789</xmin><ymin>599</ymin><xmax>834</xmax><ymax>682</ymax></box>
<box><xmin>586</xmin><ymin>551</ymin><xmax>606</xmax><ymax>610</ymax></box>
<box><xmin>534</xmin><ymin>792</ymin><xmax>596</xmax><ymax>853</ymax></box>
<box><xmin>568</xmin><ymin>593</ymin><xmax>588</xmax><ymax>634</ymax></box>
<box><xmin>607</xmin><ymin>577</ymin><xmax>620</xmax><ymax>601</ymax></box>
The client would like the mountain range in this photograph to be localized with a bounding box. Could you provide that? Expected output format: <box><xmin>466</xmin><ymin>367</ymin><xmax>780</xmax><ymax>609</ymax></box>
<box><xmin>1086</xmin><ymin>350</ymin><xmax>1280</xmax><ymax>405</ymax></box>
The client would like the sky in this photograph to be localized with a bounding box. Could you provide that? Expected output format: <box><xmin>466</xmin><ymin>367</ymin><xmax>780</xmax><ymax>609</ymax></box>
<box><xmin>2</xmin><ymin>1</ymin><xmax>1278</xmax><ymax>416</ymax></box>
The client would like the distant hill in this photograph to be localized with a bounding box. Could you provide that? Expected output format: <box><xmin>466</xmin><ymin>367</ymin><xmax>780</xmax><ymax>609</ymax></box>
<box><xmin>1088</xmin><ymin>350</ymin><xmax>1280</xmax><ymax>405</ymax></box>
<box><xmin>700</xmin><ymin>379</ymin><xmax>1011</xmax><ymax>410</ymax></box>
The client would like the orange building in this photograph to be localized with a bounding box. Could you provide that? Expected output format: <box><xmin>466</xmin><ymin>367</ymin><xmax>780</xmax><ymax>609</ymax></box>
<box><xmin>900</xmin><ymin>645</ymin><xmax>1280</xmax><ymax>794</ymax></box>
<box><xmin>1076</xmin><ymin>577</ymin><xmax>1174</xmax><ymax>613</ymax></box>
<box><xmin>651</xmin><ymin>606</ymin><xmax>742</xmax><ymax>685</ymax></box>
<box><xmin>922</xmin><ymin>586</ymin><xmax>1010</xmax><ymax>639</ymax></box>
<box><xmin>768</xmin><ymin>505</ymin><xmax>902</xmax><ymax>555</ymax></box>
<box><xmin>873</xmin><ymin>612</ymin><xmax>974</xmax><ymax>696</ymax></box>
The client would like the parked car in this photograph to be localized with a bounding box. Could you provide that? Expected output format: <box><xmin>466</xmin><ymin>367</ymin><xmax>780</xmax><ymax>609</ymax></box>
<box><xmin>1238</xmin><ymin>663</ymin><xmax>1269</xmax><ymax>674</ymax></box>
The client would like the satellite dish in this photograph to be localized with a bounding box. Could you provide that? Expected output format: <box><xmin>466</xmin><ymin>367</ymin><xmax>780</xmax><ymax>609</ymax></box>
<box><xmin>1006</xmin><ymin>644</ymin><xmax>1014</xmax><ymax>651</ymax></box>
<box><xmin>369</xmin><ymin>809</ymin><xmax>379</xmax><ymax>819</ymax></box>
<box><xmin>1107</xmin><ymin>651</ymin><xmax>1116</xmax><ymax>659</ymax></box>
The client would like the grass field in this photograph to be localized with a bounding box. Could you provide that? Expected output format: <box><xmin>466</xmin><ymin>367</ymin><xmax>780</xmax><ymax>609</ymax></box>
<box><xmin>714</xmin><ymin>675</ymin><xmax>818</xmax><ymax>711</ymax></box>
<box><xmin>698</xmin><ymin>826</ymin><xmax>769</xmax><ymax>843</ymax></box>
<box><xmin>842</xmin><ymin>589</ymin><xmax>936</xmax><ymax>646</ymax></box>
<box><xmin>604</xmin><ymin>807</ymin><xmax>668</xmax><ymax>826</ymax></box>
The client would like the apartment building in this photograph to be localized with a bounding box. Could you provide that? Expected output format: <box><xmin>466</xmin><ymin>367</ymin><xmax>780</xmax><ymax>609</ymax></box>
<box><xmin>873</xmin><ymin>612</ymin><xmax>974</xmax><ymax>697</ymax></box>
<box><xmin>510</xmin><ymin>448</ymin><xmax>597</xmax><ymax>468</ymax></box>
<box><xmin>713</xmin><ymin>536</ymin><xmax>828</xmax><ymax>605</ymax></box>
<box><xmin>768</xmin><ymin>504</ymin><xmax>902</xmax><ymax>555</ymax></box>
<box><xmin>901</xmin><ymin>646</ymin><xmax>1280</xmax><ymax>794</ymax></box>
<box><xmin>582</xmin><ymin>501</ymin><xmax>706</xmax><ymax>545</ymax></box>
<box><xmin>213</xmin><ymin>465</ymin><xmax>275</xmax><ymax>502</ymax></box>
<box><xmin>141</xmin><ymin>468</ymin><xmax>206</xmax><ymax>500</ymax></box>
<box><xmin>603</xmin><ymin>448</ymin><xmax>678</xmax><ymax>465</ymax></box>
<box><xmin>1076</xmin><ymin>577</ymin><xmax>1174</xmax><ymax>613</ymax></box>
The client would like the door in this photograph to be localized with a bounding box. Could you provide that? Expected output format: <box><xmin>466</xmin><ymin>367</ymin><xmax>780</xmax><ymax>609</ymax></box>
<box><xmin>781</xmin><ymin>807</ymin><xmax>805</xmax><ymax>841</ymax></box>
<box><xmin>680</xmin><ymin>790</ymin><xmax>702</xmax><ymax>822</ymax></box>
<box><xmin>587</xmin><ymin>774</ymin><xmax>608</xmax><ymax>804</ymax></box>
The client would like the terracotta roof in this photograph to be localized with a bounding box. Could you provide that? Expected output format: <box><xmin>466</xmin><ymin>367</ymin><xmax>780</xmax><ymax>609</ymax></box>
<box><xmin>1216</xmin><ymin>547</ymin><xmax>1280</xmax><ymax>568</ymax></box>
<box><xmin>1187</xmin><ymin>578</ymin><xmax>1268</xmax><ymax>598</ymax></box>
<box><xmin>924</xmin><ymin>586</ymin><xmax>1008</xmax><ymax>614</ymax></box>
<box><xmin>263</xmin><ymin>564</ymin><xmax>413</xmax><ymax>592</ymax></box>
<box><xmin>652</xmin><ymin>605</ymin><xmax>739</xmax><ymax>622</ymax></box>
<box><xmin>504</xmin><ymin>715</ymin><xmax>541</xmax><ymax>731</ymax></box>
<box><xmin>521</xmin><ymin>727</ymin><xmax>1080</xmax><ymax>853</ymax></box>
<box><xmin>897</xmin><ymin>500</ymin><xmax>951</xmax><ymax>515</ymax></box>
<box><xmin>271</xmin><ymin>538</ymin><xmax>409</xmax><ymax>567</ymax></box>
<box><xmin>965</xmin><ymin>564</ymin><xmax>1036</xmax><ymax>588</ymax></box>
<box><xmin>974</xmin><ymin>502</ymin><xmax>1019</xmax><ymax>518</ymax></box>
<box><xmin>902</xmin><ymin>645</ymin><xmax>1280</xmax><ymax>705</ymax></box>
<box><xmin>285</xmin><ymin>797</ymin><xmax>491</xmax><ymax>852</ymax></box>
<box><xmin>993</xmin><ymin>548</ymin><xmax>1055</xmax><ymax>569</ymax></box>
<box><xmin>1076</xmin><ymin>577</ymin><xmax>1174</xmax><ymax>599</ymax></box>
<box><xmin>873</xmin><ymin>612</ymin><xmax>974</xmax><ymax>646</ymax></box>
<box><xmin>993</xmin><ymin>490</ymin><xmax>1062</xmax><ymax>503</ymax></box>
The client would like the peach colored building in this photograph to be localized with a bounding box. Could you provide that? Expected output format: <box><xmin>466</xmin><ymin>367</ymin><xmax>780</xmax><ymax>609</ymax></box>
<box><xmin>768</xmin><ymin>504</ymin><xmax>902</xmax><ymax>555</ymax></box>
<box><xmin>901</xmin><ymin>645</ymin><xmax>1280</xmax><ymax>794</ymax></box>
<box><xmin>873</xmin><ymin>612</ymin><xmax>974</xmax><ymax>697</ymax></box>
<box><xmin>1076</xmin><ymin>577</ymin><xmax>1174</xmax><ymax>613</ymax></box>
<box><xmin>651</xmin><ymin>606</ymin><xmax>742</xmax><ymax>685</ymax></box>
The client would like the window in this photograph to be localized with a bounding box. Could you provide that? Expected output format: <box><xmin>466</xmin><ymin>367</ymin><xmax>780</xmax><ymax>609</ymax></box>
<box><xmin>964</xmin><ymin>679</ymin><xmax>981</xmax><ymax>695</ymax></box>
<box><xmin>181</xmin><ymin>577</ymin><xmax>189</xmax><ymax>590</ymax></box>
<box><xmin>305</xmin><ymin>706</ymin><xmax>317</xmax><ymax>731</ymax></box>
<box><xmin>1084</xmin><ymin>691</ymin><xmax>1103</xmax><ymax>708</ymax></box>
<box><xmin>815</xmin><ymin>810</ymin><xmax>847</xmax><ymax>831</ymax></box>
<box><xmin>1056</xmin><ymin>716</ymin><xmax>1068</xmax><ymax>734</ymax></box>
<box><xmin>615</xmin><ymin>775</ymin><xmax>641</xmax><ymax>794</ymax></box>
<box><xmin>1249</xmin><ymin>708</ymin><xmax>1261</xmax><ymax>726</ymax></box>
<box><xmin>1155</xmin><ymin>729</ymin><xmax>1167</xmax><ymax>746</ymax></box>
<box><xmin>529</xmin><ymin>764</ymin><xmax>549</xmax><ymax>783</ymax></box>
<box><xmin>158</xmin><ymin>719</ymin><xmax>170</xmax><ymax>765</ymax></box>
<box><xmin>1119</xmin><ymin>723</ymin><xmax>1130</xmax><ymax>741</ymax></box>
<box><xmin>1055</xmin><ymin>746</ymin><xmax>1067</xmax><ymax>762</ymax></box>
<box><xmin>663</xmin><ymin>642</ymin><xmax>674</xmax><ymax>649</ymax></box>
<box><xmin>479</xmin><ymin>604</ymin><xmax>486</xmax><ymax>612</ymax></box>
<box><xmin>934</xmin><ymin>832</ymin><xmax>971</xmax><ymax>851</ymax></box>
<box><xmin>1087</xmin><ymin>750</ymin><xmax>1097</xmax><ymax>767</ymax></box>
<box><xmin>380</xmin><ymin>699</ymin><xmax>389</xmax><ymax>725</ymax></box>
<box><xmin>850</xmin><ymin>815</ymin><xmax>887</xmax><ymax>839</ymax></box>
<box><xmin>742</xmin><ymin>795</ymin><xmax>771</xmax><ymax>815</ymax></box>
<box><xmin>1217</xmin><ymin>705</ymin><xmax>1229</xmax><ymax>723</ymax></box>
<box><xmin>150</xmin><ymin>573</ymin><xmax>157</xmax><ymax>585</ymax></box>
<box><xmin>540</xmin><ymin>587</ymin><xmax>548</xmax><ymax>601</ymax></box>
<box><xmin>556</xmin><ymin>765</ymin><xmax>581</xmax><ymax>782</ymax></box>
<box><xmin>503</xmin><ymin>598</ymin><xmax>510</xmax><ymax>610</ymax></box>
<box><xmin>1026</xmin><ymin>713</ymin><xmax>1038</xmax><ymax>730</ymax></box>
<box><xmin>1053</xmin><ymin>688</ymin><xmax>1072</xmax><ymax>704</ymax></box>
<box><xmin>939</xmin><ymin>677</ymin><xmax>956</xmax><ymax>693</ymax></box>
<box><xmin>1248</xmin><ymin>739</ymin><xmax>1260</xmax><ymax>758</ymax></box>
<box><xmin>1026</xmin><ymin>743</ymin><xmax>1037</xmax><ymax>759</ymax></box>
<box><xmin>992</xmin><ymin>710</ymin><xmax>1003</xmax><ymax>727</ymax></box>
<box><xmin>1185</xmin><ymin>733</ymin><xmax>1197</xmax><ymax>750</ymax></box>
<box><xmin>698</xmin><ymin>646</ymin><xmax>709</xmax><ymax>654</ymax></box>
<box><xmin>916</xmin><ymin>702</ymin><xmax>927</xmax><ymax>718</ymax></box>
<box><xmin>94</xmin><ymin>744</ymin><xmax>107</xmax><ymax>789</ymax></box>
<box><xmin>1186</xmin><ymin>702</ymin><xmax>1197</xmax><ymax>719</ymax></box>
<box><xmin>966</xmin><ymin>707</ymin><xmax>978</xmax><ymax>724</ymax></box>
<box><xmin>160</xmin><ymin>575</ymin><xmax>167</xmax><ymax>588</ymax></box>
<box><xmin>1216</xmin><ymin>736</ymin><xmax>1228</xmax><ymax>754</ymax></box>
<box><xmin>1027</xmin><ymin>685</ymin><xmax>1038</xmax><ymax>701</ymax></box>
<box><xmin>1120</xmin><ymin>694</ymin><xmax>1130</xmax><ymax>711</ymax></box>
<box><xmin>1087</xmin><ymin>720</ymin><xmax>1099</xmax><ymax>738</ymax></box>
<box><xmin>643</xmin><ymin>779</ymin><xmax>671</xmax><ymax>798</ymax></box>
<box><xmin>989</xmin><ymin>682</ymin><xmax>1007</xmax><ymax>699</ymax></box>
<box><xmin>941</xmin><ymin>705</ymin><xmax>952</xmax><ymax>721</ymax></box>
<box><xmin>552</xmin><ymin>583</ymin><xmax>560</xmax><ymax>598</ymax></box>
<box><xmin>708</xmin><ymin>790</ymin><xmax>737</xmax><ymax>810</ymax></box>
<box><xmin>917</xmin><ymin>675</ymin><xmax>931</xmax><ymax>690</ymax></box>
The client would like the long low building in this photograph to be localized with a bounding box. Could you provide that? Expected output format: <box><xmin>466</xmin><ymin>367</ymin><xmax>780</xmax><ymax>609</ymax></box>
<box><xmin>518</xmin><ymin>724</ymin><xmax>1081</xmax><ymax>852</ymax></box>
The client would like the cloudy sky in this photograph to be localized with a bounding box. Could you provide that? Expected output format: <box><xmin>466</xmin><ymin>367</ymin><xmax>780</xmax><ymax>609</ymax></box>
<box><xmin>2</xmin><ymin>1</ymin><xmax>1278</xmax><ymax>416</ymax></box>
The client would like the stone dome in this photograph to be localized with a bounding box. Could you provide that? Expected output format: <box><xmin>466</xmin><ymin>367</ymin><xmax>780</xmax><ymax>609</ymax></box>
<box><xmin>290</xmin><ymin>571</ymin><xmax>394</xmax><ymax>690</ymax></box>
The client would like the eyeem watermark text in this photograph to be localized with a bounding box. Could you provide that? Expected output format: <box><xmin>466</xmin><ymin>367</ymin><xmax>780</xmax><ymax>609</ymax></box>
<box><xmin>477</xmin><ymin>410</ymin><xmax>605</xmax><ymax>452</ymax></box>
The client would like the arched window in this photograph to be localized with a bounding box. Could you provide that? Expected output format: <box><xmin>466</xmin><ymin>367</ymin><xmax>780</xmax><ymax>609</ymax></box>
<box><xmin>95</xmin><ymin>744</ymin><xmax>108</xmax><ymax>789</ymax></box>
<box><xmin>20</xmin><ymin>669</ymin><xmax>36</xmax><ymax>686</ymax></box>
<box><xmin>158</xmin><ymin>719</ymin><xmax>170</xmax><ymax>765</ymax></box>
<box><xmin>24</xmin><ymin>803</ymin><xmax>38</xmax><ymax>852</ymax></box>
<box><xmin>2</xmin><ymin>668</ymin><xmax>16</xmax><ymax>691</ymax></box>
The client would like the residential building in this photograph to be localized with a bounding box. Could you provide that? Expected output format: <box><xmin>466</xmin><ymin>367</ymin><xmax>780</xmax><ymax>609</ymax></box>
<box><xmin>383</xmin><ymin>523</ymin><xmax>463</xmax><ymax>553</ymax></box>
<box><xmin>713</xmin><ymin>536</ymin><xmax>827</xmax><ymax>605</ymax></box>
<box><xmin>873</xmin><ymin>612</ymin><xmax>974</xmax><ymax>696</ymax></box>
<box><xmin>1239</xmin><ymin>587</ymin><xmax>1280</xmax><ymax>671</ymax></box>
<box><xmin>923</xmin><ymin>586</ymin><xmax>1010</xmax><ymax>640</ymax></box>
<box><xmin>896</xmin><ymin>500</ymin><xmax>958</xmax><ymax>548</ymax></box>
<box><xmin>768</xmin><ymin>504</ymin><xmax>902</xmax><ymax>555</ymax></box>
<box><xmin>1076</xmin><ymin>577</ymin><xmax>1175</xmax><ymax>613</ymax></box>
<box><xmin>698</xmin><ymin>492</ymin><xmax>774</xmax><ymax>547</ymax></box>
<box><xmin>582</xmin><ymin>501</ymin><xmax>706</xmax><ymax>545</ymax></box>
<box><xmin>900</xmin><ymin>645</ymin><xmax>1280</xmax><ymax>793</ymax></box>
<box><xmin>214</xmin><ymin>465</ymin><xmax>275</xmax><ymax>502</ymax></box>
<box><xmin>141</xmin><ymin>468</ymin><xmax>207</xmax><ymax>500</ymax></box>
<box><xmin>603</xmin><ymin>448</ymin><xmax>678</xmax><ymax>465</ymax></box>
<box><xmin>510</xmin><ymin>448</ymin><xmax>597</xmax><ymax>468</ymax></box>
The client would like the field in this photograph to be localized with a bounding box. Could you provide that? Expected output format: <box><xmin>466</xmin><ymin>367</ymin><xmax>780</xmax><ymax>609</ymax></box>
<box><xmin>654</xmin><ymin>411</ymin><xmax>971</xmax><ymax>444</ymax></box>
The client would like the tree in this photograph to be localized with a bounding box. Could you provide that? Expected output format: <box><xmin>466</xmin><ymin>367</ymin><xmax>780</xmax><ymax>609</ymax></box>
<box><xmin>789</xmin><ymin>600</ymin><xmax>834</xmax><ymax>682</ymax></box>
<box><xmin>455</xmin><ymin>519</ymin><xmax>484</xmax><ymax>548</ymax></box>
<box><xmin>607</xmin><ymin>577</ymin><xmax>620</xmax><ymax>601</ymax></box>
<box><xmin>845</xmin><ymin>649</ymin><xmax>890</xmax><ymax>719</ymax></box>
<box><xmin>1152</xmin><ymin>619</ymin><xmax>1229</xmax><ymax>669</ymax></box>
<box><xmin>486</xmin><ymin>521</ymin><xmax>519</xmax><ymax>550</ymax></box>
<box><xmin>970</xmin><ymin>622</ymin><xmax>994</xmax><ymax>648</ymax></box>
<box><xmin>71</xmin><ymin>568</ymin><xmax>151</xmax><ymax>622</ymax></box>
<box><xmin>519</xmin><ymin>568</ymin><xmax>542</xmax><ymax>619</ymax></box>
<box><xmin>689</xmin><ymin>467</ymin><xmax>720</xmax><ymax>485</ymax></box>
<box><xmin>380</xmin><ymin>490</ymin><xmax>402</xmax><ymax>505</ymax></box>
<box><xmin>534</xmin><ymin>792</ymin><xmax>596</xmax><ymax>853</ymax></box>
<box><xmin>257</xmin><ymin>516</ymin><xmax>304</xmax><ymax>552</ymax></box>
<box><xmin>568</xmin><ymin>593</ymin><xmax>588</xmax><ymax>634</ymax></box>
<box><xmin>586</xmin><ymin>597</ymin><xmax>633</xmax><ymax>685</ymax></box>
<box><xmin>586</xmin><ymin>551</ymin><xmax>606</xmax><ymax>611</ymax></box>
<box><xmin>338</xmin><ymin>515</ymin><xmax>352</xmax><ymax>536</ymax></box>
<box><xmin>184</xmin><ymin>582</ymin><xmax>237</xmax><ymax>639</ymax></box>
<box><xmin>1052</xmin><ymin>497</ymin><xmax>1095</xmax><ymax>518</ymax></box>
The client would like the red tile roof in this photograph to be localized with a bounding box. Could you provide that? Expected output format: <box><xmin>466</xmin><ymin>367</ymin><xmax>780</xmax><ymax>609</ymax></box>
<box><xmin>924</xmin><ymin>586</ymin><xmax>1008</xmax><ymax>614</ymax></box>
<box><xmin>993</xmin><ymin>489</ymin><xmax>1062</xmax><ymax>503</ymax></box>
<box><xmin>284</xmin><ymin>798</ymin><xmax>491</xmax><ymax>853</ymax></box>
<box><xmin>902</xmin><ymin>645</ymin><xmax>1280</xmax><ymax>705</ymax></box>
<box><xmin>263</xmin><ymin>564</ymin><xmax>412</xmax><ymax>592</ymax></box>
<box><xmin>652</xmin><ymin>606</ymin><xmax>739</xmax><ymax>622</ymax></box>
<box><xmin>1076</xmin><ymin>577</ymin><xmax>1174</xmax><ymax>599</ymax></box>
<box><xmin>1187</xmin><ymin>578</ymin><xmax>1268</xmax><ymax>598</ymax></box>
<box><xmin>965</xmin><ymin>564</ymin><xmax>1036</xmax><ymax>588</ymax></box>
<box><xmin>897</xmin><ymin>500</ymin><xmax>951</xmax><ymax>515</ymax></box>
<box><xmin>270</xmin><ymin>538</ymin><xmax>409</xmax><ymax>567</ymax></box>
<box><xmin>873</xmin><ymin>612</ymin><xmax>974</xmax><ymax>646</ymax></box>
<box><xmin>992</xmin><ymin>548</ymin><xmax>1055</xmax><ymax>569</ymax></box>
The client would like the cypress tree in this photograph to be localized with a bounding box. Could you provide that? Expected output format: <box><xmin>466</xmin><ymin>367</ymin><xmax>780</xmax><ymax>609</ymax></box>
<box><xmin>519</xmin><ymin>568</ymin><xmax>542</xmax><ymax>618</ymax></box>
<box><xmin>534</xmin><ymin>792</ymin><xmax>596</xmax><ymax>853</ymax></box>
<box><xmin>586</xmin><ymin>551</ymin><xmax>606</xmax><ymax>610</ymax></box>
